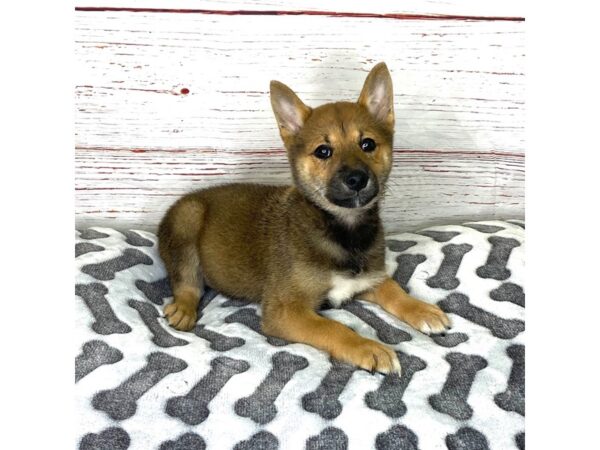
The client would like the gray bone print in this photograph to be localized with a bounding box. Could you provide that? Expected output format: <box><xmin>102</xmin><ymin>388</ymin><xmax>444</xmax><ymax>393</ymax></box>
<box><xmin>365</xmin><ymin>352</ymin><xmax>426</xmax><ymax>418</ymax></box>
<box><xmin>490</xmin><ymin>282</ymin><xmax>525</xmax><ymax>307</ymax></box>
<box><xmin>135</xmin><ymin>277</ymin><xmax>172</xmax><ymax>305</ymax></box>
<box><xmin>494</xmin><ymin>344</ymin><xmax>525</xmax><ymax>416</ymax></box>
<box><xmin>199</xmin><ymin>286</ymin><xmax>220</xmax><ymax>308</ymax></box>
<box><xmin>123</xmin><ymin>230</ymin><xmax>154</xmax><ymax>247</ymax></box>
<box><xmin>76</xmin><ymin>242</ymin><xmax>105</xmax><ymax>257</ymax></box>
<box><xmin>417</xmin><ymin>230</ymin><xmax>460</xmax><ymax>242</ymax></box>
<box><xmin>507</xmin><ymin>219</ymin><xmax>525</xmax><ymax>229</ymax></box>
<box><xmin>386</xmin><ymin>240</ymin><xmax>417</xmax><ymax>253</ymax></box>
<box><xmin>463</xmin><ymin>223</ymin><xmax>505</xmax><ymax>234</ymax></box>
<box><xmin>159</xmin><ymin>433</ymin><xmax>206</xmax><ymax>450</ymax></box>
<box><xmin>306</xmin><ymin>427</ymin><xmax>348</xmax><ymax>450</ymax></box>
<box><xmin>81</xmin><ymin>248</ymin><xmax>153</xmax><ymax>281</ymax></box>
<box><xmin>128</xmin><ymin>299</ymin><xmax>188</xmax><ymax>348</ymax></box>
<box><xmin>76</xmin><ymin>283</ymin><xmax>132</xmax><ymax>335</ymax></box>
<box><xmin>426</xmin><ymin>243</ymin><xmax>473</xmax><ymax>290</ymax></box>
<box><xmin>445</xmin><ymin>427</ymin><xmax>490</xmax><ymax>450</ymax></box>
<box><xmin>235</xmin><ymin>351</ymin><xmax>309</xmax><ymax>424</ymax></box>
<box><xmin>476</xmin><ymin>236</ymin><xmax>521</xmax><ymax>280</ymax></box>
<box><xmin>166</xmin><ymin>356</ymin><xmax>250</xmax><ymax>425</ymax></box>
<box><xmin>74</xmin><ymin>221</ymin><xmax>525</xmax><ymax>449</ymax></box>
<box><xmin>221</xmin><ymin>298</ymin><xmax>253</xmax><ymax>308</ymax></box>
<box><xmin>375</xmin><ymin>424</ymin><xmax>419</xmax><ymax>450</ymax></box>
<box><xmin>438</xmin><ymin>292</ymin><xmax>524</xmax><ymax>339</ymax></box>
<box><xmin>343</xmin><ymin>301</ymin><xmax>412</xmax><ymax>344</ymax></box>
<box><xmin>515</xmin><ymin>432</ymin><xmax>525</xmax><ymax>450</ymax></box>
<box><xmin>79</xmin><ymin>427</ymin><xmax>130</xmax><ymax>450</ymax></box>
<box><xmin>431</xmin><ymin>332</ymin><xmax>469</xmax><ymax>348</ymax></box>
<box><xmin>93</xmin><ymin>352</ymin><xmax>187</xmax><ymax>420</ymax></box>
<box><xmin>428</xmin><ymin>352</ymin><xmax>488</xmax><ymax>420</ymax></box>
<box><xmin>224</xmin><ymin>308</ymin><xmax>288</xmax><ymax>346</ymax></box>
<box><xmin>75</xmin><ymin>340</ymin><xmax>123</xmax><ymax>382</ymax></box>
<box><xmin>302</xmin><ymin>359</ymin><xmax>356</xmax><ymax>419</ymax></box>
<box><xmin>193</xmin><ymin>324</ymin><xmax>245</xmax><ymax>352</ymax></box>
<box><xmin>234</xmin><ymin>431</ymin><xmax>279</xmax><ymax>450</ymax></box>
<box><xmin>392</xmin><ymin>253</ymin><xmax>427</xmax><ymax>293</ymax></box>
<box><xmin>79</xmin><ymin>228</ymin><xmax>109</xmax><ymax>240</ymax></box>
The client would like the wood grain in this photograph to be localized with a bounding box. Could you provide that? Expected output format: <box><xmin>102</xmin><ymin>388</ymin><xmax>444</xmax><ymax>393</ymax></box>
<box><xmin>75</xmin><ymin>9</ymin><xmax>525</xmax><ymax>232</ymax></box>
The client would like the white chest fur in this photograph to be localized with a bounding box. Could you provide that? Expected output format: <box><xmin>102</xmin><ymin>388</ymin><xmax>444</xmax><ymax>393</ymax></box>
<box><xmin>327</xmin><ymin>271</ymin><xmax>387</xmax><ymax>307</ymax></box>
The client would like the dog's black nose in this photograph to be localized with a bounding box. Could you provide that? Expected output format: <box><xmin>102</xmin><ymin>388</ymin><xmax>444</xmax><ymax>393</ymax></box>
<box><xmin>344</xmin><ymin>169</ymin><xmax>369</xmax><ymax>192</ymax></box>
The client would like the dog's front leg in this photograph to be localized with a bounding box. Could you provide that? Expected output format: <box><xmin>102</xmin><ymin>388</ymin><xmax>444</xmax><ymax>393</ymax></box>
<box><xmin>261</xmin><ymin>299</ymin><xmax>401</xmax><ymax>374</ymax></box>
<box><xmin>362</xmin><ymin>277</ymin><xmax>450</xmax><ymax>335</ymax></box>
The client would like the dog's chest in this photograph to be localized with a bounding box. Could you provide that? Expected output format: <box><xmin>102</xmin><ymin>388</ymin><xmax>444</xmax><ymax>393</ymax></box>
<box><xmin>326</xmin><ymin>271</ymin><xmax>386</xmax><ymax>307</ymax></box>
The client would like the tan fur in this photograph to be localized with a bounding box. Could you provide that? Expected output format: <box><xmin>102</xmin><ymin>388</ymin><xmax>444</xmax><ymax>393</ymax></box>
<box><xmin>158</xmin><ymin>63</ymin><xmax>450</xmax><ymax>374</ymax></box>
<box><xmin>362</xmin><ymin>277</ymin><xmax>450</xmax><ymax>334</ymax></box>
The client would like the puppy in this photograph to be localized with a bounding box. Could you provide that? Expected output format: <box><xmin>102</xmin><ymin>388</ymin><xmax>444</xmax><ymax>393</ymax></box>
<box><xmin>158</xmin><ymin>63</ymin><xmax>450</xmax><ymax>374</ymax></box>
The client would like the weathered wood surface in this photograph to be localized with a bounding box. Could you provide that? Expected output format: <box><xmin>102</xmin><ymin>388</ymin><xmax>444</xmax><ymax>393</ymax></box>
<box><xmin>75</xmin><ymin>6</ymin><xmax>525</xmax><ymax>233</ymax></box>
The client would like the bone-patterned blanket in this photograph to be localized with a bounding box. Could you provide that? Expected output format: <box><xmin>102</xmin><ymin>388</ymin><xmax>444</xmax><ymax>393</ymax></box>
<box><xmin>75</xmin><ymin>220</ymin><xmax>525</xmax><ymax>450</ymax></box>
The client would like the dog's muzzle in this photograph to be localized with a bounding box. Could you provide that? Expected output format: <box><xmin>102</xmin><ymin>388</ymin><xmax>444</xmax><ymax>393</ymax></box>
<box><xmin>325</xmin><ymin>167</ymin><xmax>379</xmax><ymax>208</ymax></box>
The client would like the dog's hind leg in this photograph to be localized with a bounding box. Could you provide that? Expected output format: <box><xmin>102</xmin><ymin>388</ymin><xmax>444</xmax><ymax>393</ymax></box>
<box><xmin>158</xmin><ymin>196</ymin><xmax>205</xmax><ymax>331</ymax></box>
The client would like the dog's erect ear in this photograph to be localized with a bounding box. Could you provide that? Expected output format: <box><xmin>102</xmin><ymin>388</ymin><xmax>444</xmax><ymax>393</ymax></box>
<box><xmin>358</xmin><ymin>62</ymin><xmax>395</xmax><ymax>130</ymax></box>
<box><xmin>270</xmin><ymin>80</ymin><xmax>312</xmax><ymax>141</ymax></box>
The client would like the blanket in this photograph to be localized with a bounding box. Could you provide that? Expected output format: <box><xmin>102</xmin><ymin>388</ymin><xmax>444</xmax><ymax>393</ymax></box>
<box><xmin>75</xmin><ymin>220</ymin><xmax>525</xmax><ymax>450</ymax></box>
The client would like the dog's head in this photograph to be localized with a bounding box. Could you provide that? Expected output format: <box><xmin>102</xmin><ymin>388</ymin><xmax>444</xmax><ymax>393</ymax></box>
<box><xmin>270</xmin><ymin>63</ymin><xmax>394</xmax><ymax>222</ymax></box>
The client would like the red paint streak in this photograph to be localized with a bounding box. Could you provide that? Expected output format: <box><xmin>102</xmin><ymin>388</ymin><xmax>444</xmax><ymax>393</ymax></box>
<box><xmin>176</xmin><ymin>173</ymin><xmax>223</xmax><ymax>176</ymax></box>
<box><xmin>79</xmin><ymin>85</ymin><xmax>180</xmax><ymax>95</ymax></box>
<box><xmin>102</xmin><ymin>210</ymin><xmax>151</xmax><ymax>213</ymax></box>
<box><xmin>76</xmin><ymin>147</ymin><xmax>190</xmax><ymax>153</ymax></box>
<box><xmin>76</xmin><ymin>147</ymin><xmax>523</xmax><ymax>158</ymax></box>
<box><xmin>74</xmin><ymin>7</ymin><xmax>524</xmax><ymax>22</ymax></box>
<box><xmin>394</xmin><ymin>149</ymin><xmax>524</xmax><ymax>158</ymax></box>
<box><xmin>180</xmin><ymin>88</ymin><xmax>190</xmax><ymax>95</ymax></box>
<box><xmin>76</xmin><ymin>188</ymin><xmax>185</xmax><ymax>194</ymax></box>
<box><xmin>235</xmin><ymin>150</ymin><xmax>284</xmax><ymax>156</ymax></box>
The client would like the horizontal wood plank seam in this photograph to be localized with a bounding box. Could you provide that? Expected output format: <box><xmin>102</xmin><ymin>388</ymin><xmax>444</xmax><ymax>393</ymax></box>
<box><xmin>75</xmin><ymin>146</ymin><xmax>525</xmax><ymax>158</ymax></box>
<box><xmin>74</xmin><ymin>7</ymin><xmax>525</xmax><ymax>21</ymax></box>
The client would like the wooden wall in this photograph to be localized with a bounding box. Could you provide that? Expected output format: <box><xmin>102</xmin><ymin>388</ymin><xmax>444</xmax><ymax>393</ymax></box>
<box><xmin>75</xmin><ymin>1</ymin><xmax>525</xmax><ymax>233</ymax></box>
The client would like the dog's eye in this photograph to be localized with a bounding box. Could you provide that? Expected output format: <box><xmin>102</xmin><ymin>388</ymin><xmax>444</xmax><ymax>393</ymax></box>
<box><xmin>360</xmin><ymin>138</ymin><xmax>376</xmax><ymax>152</ymax></box>
<box><xmin>314</xmin><ymin>145</ymin><xmax>333</xmax><ymax>159</ymax></box>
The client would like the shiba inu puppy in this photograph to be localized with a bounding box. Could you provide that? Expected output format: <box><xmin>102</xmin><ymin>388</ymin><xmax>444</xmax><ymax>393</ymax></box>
<box><xmin>158</xmin><ymin>63</ymin><xmax>450</xmax><ymax>374</ymax></box>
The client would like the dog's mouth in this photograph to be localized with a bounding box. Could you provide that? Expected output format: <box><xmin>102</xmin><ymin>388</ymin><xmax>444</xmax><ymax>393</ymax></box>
<box><xmin>325</xmin><ymin>179</ymin><xmax>379</xmax><ymax>209</ymax></box>
<box><xmin>326</xmin><ymin>191</ymin><xmax>377</xmax><ymax>209</ymax></box>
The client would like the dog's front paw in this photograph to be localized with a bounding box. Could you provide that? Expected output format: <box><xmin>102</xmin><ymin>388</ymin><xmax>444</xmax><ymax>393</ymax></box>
<box><xmin>164</xmin><ymin>302</ymin><xmax>197</xmax><ymax>331</ymax></box>
<box><xmin>336</xmin><ymin>338</ymin><xmax>401</xmax><ymax>375</ymax></box>
<box><xmin>402</xmin><ymin>301</ymin><xmax>450</xmax><ymax>335</ymax></box>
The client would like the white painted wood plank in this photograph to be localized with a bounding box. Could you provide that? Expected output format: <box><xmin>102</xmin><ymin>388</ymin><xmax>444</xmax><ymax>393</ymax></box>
<box><xmin>75</xmin><ymin>10</ymin><xmax>525</xmax><ymax>232</ymax></box>
<box><xmin>74</xmin><ymin>0</ymin><xmax>525</xmax><ymax>18</ymax></box>
<box><xmin>76</xmin><ymin>12</ymin><xmax>525</xmax><ymax>152</ymax></box>
<box><xmin>75</xmin><ymin>148</ymin><xmax>524</xmax><ymax>233</ymax></box>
